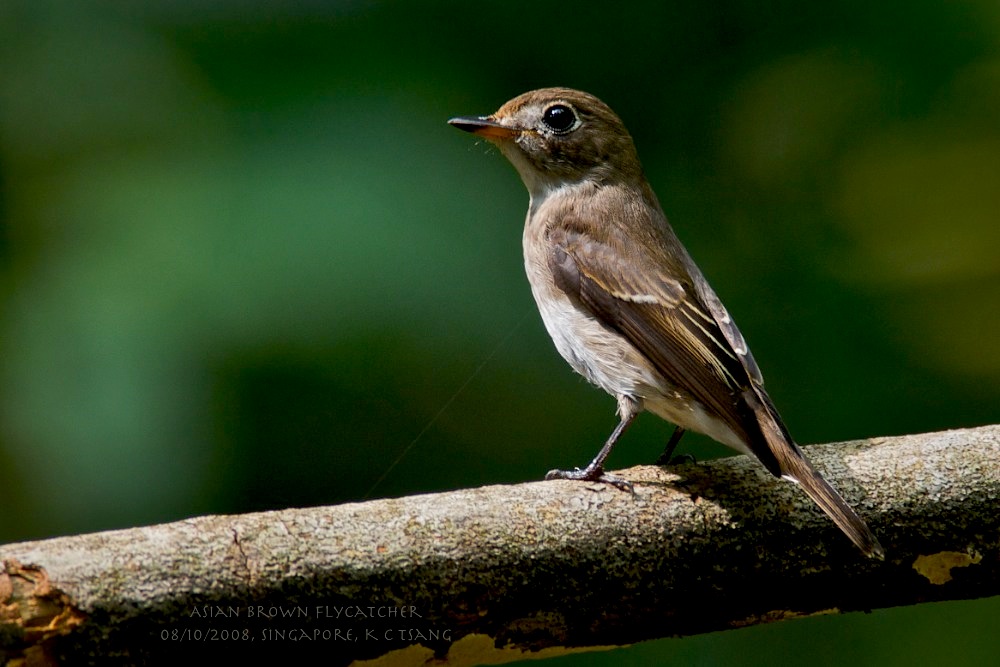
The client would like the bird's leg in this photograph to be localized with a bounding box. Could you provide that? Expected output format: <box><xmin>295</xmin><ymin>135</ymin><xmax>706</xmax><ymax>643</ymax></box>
<box><xmin>545</xmin><ymin>409</ymin><xmax>638</xmax><ymax>492</ymax></box>
<box><xmin>654</xmin><ymin>426</ymin><xmax>690</xmax><ymax>465</ymax></box>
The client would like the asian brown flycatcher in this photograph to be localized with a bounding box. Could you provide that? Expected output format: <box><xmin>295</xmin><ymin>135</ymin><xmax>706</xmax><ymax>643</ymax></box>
<box><xmin>449</xmin><ymin>88</ymin><xmax>883</xmax><ymax>558</ymax></box>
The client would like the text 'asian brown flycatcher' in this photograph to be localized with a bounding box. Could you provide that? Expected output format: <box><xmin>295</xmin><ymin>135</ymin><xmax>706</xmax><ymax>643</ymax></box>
<box><xmin>449</xmin><ymin>88</ymin><xmax>883</xmax><ymax>558</ymax></box>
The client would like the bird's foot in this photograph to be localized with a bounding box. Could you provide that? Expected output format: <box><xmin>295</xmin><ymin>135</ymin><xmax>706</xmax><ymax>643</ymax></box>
<box><xmin>654</xmin><ymin>453</ymin><xmax>697</xmax><ymax>466</ymax></box>
<box><xmin>654</xmin><ymin>426</ymin><xmax>688</xmax><ymax>466</ymax></box>
<box><xmin>545</xmin><ymin>466</ymin><xmax>633</xmax><ymax>493</ymax></box>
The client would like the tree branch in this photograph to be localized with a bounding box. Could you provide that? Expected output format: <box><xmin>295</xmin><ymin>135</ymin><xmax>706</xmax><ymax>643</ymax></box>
<box><xmin>2</xmin><ymin>425</ymin><xmax>998</xmax><ymax>665</ymax></box>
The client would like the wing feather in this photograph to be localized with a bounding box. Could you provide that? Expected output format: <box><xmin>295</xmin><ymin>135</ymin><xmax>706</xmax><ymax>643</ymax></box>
<box><xmin>548</xmin><ymin>220</ymin><xmax>778</xmax><ymax>473</ymax></box>
<box><xmin>545</xmin><ymin>209</ymin><xmax>882</xmax><ymax>556</ymax></box>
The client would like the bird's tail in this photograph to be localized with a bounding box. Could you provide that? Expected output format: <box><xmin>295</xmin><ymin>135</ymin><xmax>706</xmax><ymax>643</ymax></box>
<box><xmin>783</xmin><ymin>457</ymin><xmax>884</xmax><ymax>559</ymax></box>
<box><xmin>753</xmin><ymin>394</ymin><xmax>884</xmax><ymax>559</ymax></box>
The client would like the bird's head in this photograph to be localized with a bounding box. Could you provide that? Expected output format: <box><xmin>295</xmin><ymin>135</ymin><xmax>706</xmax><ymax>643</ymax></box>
<box><xmin>449</xmin><ymin>88</ymin><xmax>644</xmax><ymax>197</ymax></box>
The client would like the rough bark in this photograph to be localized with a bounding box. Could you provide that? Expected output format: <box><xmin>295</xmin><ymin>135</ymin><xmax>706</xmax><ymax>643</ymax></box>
<box><xmin>1</xmin><ymin>425</ymin><xmax>998</xmax><ymax>666</ymax></box>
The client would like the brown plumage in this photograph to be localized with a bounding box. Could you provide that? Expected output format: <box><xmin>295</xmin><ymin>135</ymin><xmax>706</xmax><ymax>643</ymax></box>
<box><xmin>450</xmin><ymin>88</ymin><xmax>883</xmax><ymax>558</ymax></box>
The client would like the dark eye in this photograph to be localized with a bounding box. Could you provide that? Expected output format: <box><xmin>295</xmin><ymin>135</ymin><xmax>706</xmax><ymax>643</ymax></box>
<box><xmin>541</xmin><ymin>104</ymin><xmax>578</xmax><ymax>134</ymax></box>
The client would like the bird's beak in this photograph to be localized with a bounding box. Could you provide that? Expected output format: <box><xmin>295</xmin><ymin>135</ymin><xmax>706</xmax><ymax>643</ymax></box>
<box><xmin>448</xmin><ymin>116</ymin><xmax>520</xmax><ymax>140</ymax></box>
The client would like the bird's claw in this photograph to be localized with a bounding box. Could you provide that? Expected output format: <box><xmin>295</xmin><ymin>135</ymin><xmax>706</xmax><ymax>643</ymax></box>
<box><xmin>545</xmin><ymin>467</ymin><xmax>634</xmax><ymax>493</ymax></box>
<box><xmin>655</xmin><ymin>453</ymin><xmax>697</xmax><ymax>466</ymax></box>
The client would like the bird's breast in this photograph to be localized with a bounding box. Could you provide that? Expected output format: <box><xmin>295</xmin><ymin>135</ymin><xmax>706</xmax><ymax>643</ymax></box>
<box><xmin>521</xmin><ymin>211</ymin><xmax>663</xmax><ymax>401</ymax></box>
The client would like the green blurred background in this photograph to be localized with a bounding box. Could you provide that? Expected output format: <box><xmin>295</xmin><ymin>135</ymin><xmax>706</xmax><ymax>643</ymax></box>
<box><xmin>1</xmin><ymin>0</ymin><xmax>998</xmax><ymax>664</ymax></box>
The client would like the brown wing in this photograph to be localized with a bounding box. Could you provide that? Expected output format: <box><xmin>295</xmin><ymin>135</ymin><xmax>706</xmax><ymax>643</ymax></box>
<box><xmin>548</xmin><ymin>219</ymin><xmax>783</xmax><ymax>475</ymax></box>
<box><xmin>548</xmin><ymin>216</ymin><xmax>884</xmax><ymax>556</ymax></box>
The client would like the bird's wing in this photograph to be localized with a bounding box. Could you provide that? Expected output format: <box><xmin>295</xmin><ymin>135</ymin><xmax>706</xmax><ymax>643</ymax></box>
<box><xmin>548</xmin><ymin>217</ymin><xmax>884</xmax><ymax>556</ymax></box>
<box><xmin>547</xmin><ymin>220</ymin><xmax>777</xmax><ymax>472</ymax></box>
<box><xmin>689</xmin><ymin>274</ymin><xmax>763</xmax><ymax>387</ymax></box>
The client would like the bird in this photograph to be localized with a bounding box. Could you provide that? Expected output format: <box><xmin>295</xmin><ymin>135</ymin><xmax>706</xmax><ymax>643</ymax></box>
<box><xmin>449</xmin><ymin>87</ymin><xmax>883</xmax><ymax>558</ymax></box>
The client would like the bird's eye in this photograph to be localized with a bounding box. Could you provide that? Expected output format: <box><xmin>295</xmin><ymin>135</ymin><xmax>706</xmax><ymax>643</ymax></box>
<box><xmin>541</xmin><ymin>104</ymin><xmax>578</xmax><ymax>134</ymax></box>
